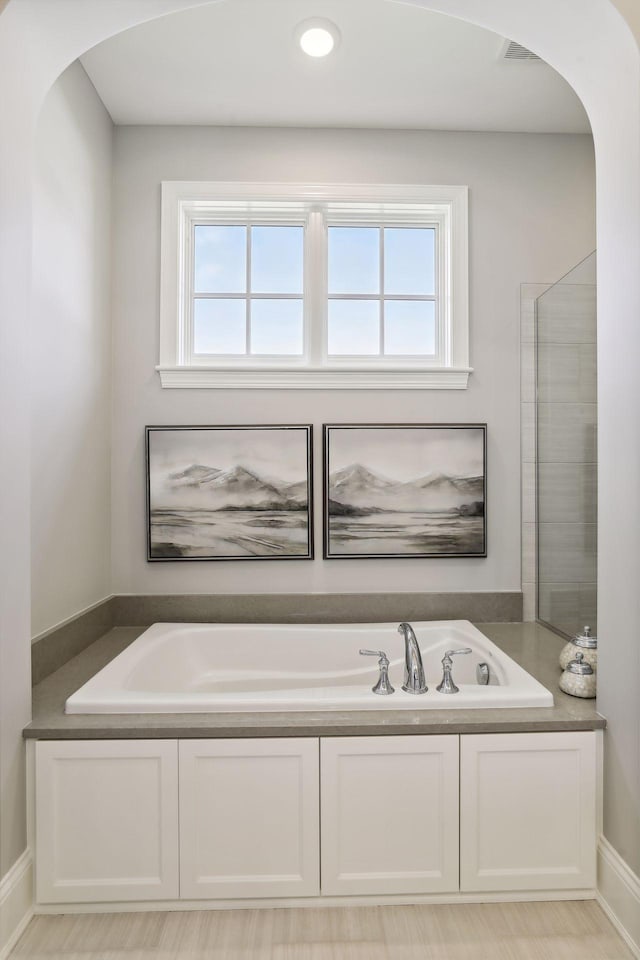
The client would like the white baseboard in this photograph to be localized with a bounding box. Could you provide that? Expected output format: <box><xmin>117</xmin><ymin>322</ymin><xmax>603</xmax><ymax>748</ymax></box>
<box><xmin>34</xmin><ymin>888</ymin><xmax>596</xmax><ymax>915</ymax></box>
<box><xmin>0</xmin><ymin>850</ymin><xmax>33</xmax><ymax>960</ymax></box>
<box><xmin>597</xmin><ymin>836</ymin><xmax>640</xmax><ymax>959</ymax></box>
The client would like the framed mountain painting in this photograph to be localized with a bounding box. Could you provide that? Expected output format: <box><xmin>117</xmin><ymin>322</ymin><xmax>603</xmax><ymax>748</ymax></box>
<box><xmin>146</xmin><ymin>425</ymin><xmax>313</xmax><ymax>560</ymax></box>
<box><xmin>323</xmin><ymin>424</ymin><xmax>486</xmax><ymax>559</ymax></box>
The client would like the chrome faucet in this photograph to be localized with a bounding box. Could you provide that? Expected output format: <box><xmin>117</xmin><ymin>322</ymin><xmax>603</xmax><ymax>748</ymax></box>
<box><xmin>398</xmin><ymin>622</ymin><xmax>427</xmax><ymax>694</ymax></box>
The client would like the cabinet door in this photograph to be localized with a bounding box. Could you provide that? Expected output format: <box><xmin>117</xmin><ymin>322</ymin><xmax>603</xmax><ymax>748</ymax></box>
<box><xmin>320</xmin><ymin>735</ymin><xmax>459</xmax><ymax>896</ymax></box>
<box><xmin>460</xmin><ymin>731</ymin><xmax>596</xmax><ymax>892</ymax></box>
<box><xmin>36</xmin><ymin>740</ymin><xmax>179</xmax><ymax>903</ymax></box>
<box><xmin>179</xmin><ymin>738</ymin><xmax>319</xmax><ymax>899</ymax></box>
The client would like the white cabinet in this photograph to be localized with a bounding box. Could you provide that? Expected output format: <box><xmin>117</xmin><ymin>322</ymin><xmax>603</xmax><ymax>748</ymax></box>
<box><xmin>33</xmin><ymin>730</ymin><xmax>598</xmax><ymax>906</ymax></box>
<box><xmin>179</xmin><ymin>738</ymin><xmax>320</xmax><ymax>899</ymax></box>
<box><xmin>460</xmin><ymin>732</ymin><xmax>596</xmax><ymax>892</ymax></box>
<box><xmin>35</xmin><ymin>740</ymin><xmax>179</xmax><ymax>903</ymax></box>
<box><xmin>320</xmin><ymin>735</ymin><xmax>459</xmax><ymax>895</ymax></box>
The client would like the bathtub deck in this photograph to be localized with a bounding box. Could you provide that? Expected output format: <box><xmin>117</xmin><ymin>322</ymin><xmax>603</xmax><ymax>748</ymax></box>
<box><xmin>24</xmin><ymin>622</ymin><xmax>605</xmax><ymax>739</ymax></box>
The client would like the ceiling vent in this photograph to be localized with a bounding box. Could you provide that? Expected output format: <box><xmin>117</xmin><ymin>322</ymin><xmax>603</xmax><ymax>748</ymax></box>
<box><xmin>501</xmin><ymin>40</ymin><xmax>543</xmax><ymax>62</ymax></box>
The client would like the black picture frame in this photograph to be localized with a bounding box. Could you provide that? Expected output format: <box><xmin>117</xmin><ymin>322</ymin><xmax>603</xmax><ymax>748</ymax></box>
<box><xmin>323</xmin><ymin>423</ymin><xmax>487</xmax><ymax>559</ymax></box>
<box><xmin>146</xmin><ymin>424</ymin><xmax>313</xmax><ymax>561</ymax></box>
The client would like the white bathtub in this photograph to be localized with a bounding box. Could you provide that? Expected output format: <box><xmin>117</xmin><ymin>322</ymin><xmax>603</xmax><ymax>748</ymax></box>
<box><xmin>65</xmin><ymin>620</ymin><xmax>553</xmax><ymax>713</ymax></box>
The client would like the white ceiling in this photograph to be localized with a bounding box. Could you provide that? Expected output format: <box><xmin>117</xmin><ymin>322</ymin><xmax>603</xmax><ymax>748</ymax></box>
<box><xmin>80</xmin><ymin>0</ymin><xmax>590</xmax><ymax>134</ymax></box>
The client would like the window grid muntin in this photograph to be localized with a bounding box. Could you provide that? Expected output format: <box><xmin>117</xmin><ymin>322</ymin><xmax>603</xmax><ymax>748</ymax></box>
<box><xmin>379</xmin><ymin>227</ymin><xmax>385</xmax><ymax>354</ymax></box>
<box><xmin>245</xmin><ymin>223</ymin><xmax>251</xmax><ymax>355</ymax></box>
<box><xmin>326</xmin><ymin>224</ymin><xmax>439</xmax><ymax>360</ymax></box>
<box><xmin>190</xmin><ymin>220</ymin><xmax>306</xmax><ymax>360</ymax></box>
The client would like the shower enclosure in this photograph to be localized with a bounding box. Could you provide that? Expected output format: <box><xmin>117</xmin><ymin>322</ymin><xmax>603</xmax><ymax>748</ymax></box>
<box><xmin>535</xmin><ymin>253</ymin><xmax>597</xmax><ymax>638</ymax></box>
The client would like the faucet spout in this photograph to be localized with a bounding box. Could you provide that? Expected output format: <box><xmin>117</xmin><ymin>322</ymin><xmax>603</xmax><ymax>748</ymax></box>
<box><xmin>398</xmin><ymin>622</ymin><xmax>428</xmax><ymax>694</ymax></box>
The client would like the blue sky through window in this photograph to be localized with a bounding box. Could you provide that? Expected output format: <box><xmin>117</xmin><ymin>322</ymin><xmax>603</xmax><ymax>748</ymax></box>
<box><xmin>194</xmin><ymin>225</ymin><xmax>246</xmax><ymax>293</ymax></box>
<box><xmin>328</xmin><ymin>227</ymin><xmax>380</xmax><ymax>294</ymax></box>
<box><xmin>384</xmin><ymin>300</ymin><xmax>435</xmax><ymax>355</ymax></box>
<box><xmin>251</xmin><ymin>300</ymin><xmax>303</xmax><ymax>355</ymax></box>
<box><xmin>328</xmin><ymin>300</ymin><xmax>379</xmax><ymax>355</ymax></box>
<box><xmin>251</xmin><ymin>226</ymin><xmax>303</xmax><ymax>294</ymax></box>
<box><xmin>194</xmin><ymin>298</ymin><xmax>246</xmax><ymax>354</ymax></box>
<box><xmin>385</xmin><ymin>228</ymin><xmax>435</xmax><ymax>295</ymax></box>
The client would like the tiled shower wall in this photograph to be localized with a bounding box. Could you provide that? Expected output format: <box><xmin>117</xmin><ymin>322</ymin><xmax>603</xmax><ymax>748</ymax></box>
<box><xmin>521</xmin><ymin>284</ymin><xmax>546</xmax><ymax>622</ymax></box>
<box><xmin>520</xmin><ymin>261</ymin><xmax>597</xmax><ymax>634</ymax></box>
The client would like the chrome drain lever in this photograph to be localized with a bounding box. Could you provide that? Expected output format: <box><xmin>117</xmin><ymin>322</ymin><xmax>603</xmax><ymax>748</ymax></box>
<box><xmin>477</xmin><ymin>662</ymin><xmax>490</xmax><ymax>685</ymax></box>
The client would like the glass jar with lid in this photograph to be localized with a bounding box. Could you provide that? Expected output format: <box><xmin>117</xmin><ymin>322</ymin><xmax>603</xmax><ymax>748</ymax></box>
<box><xmin>559</xmin><ymin>652</ymin><xmax>597</xmax><ymax>699</ymax></box>
<box><xmin>559</xmin><ymin>625</ymin><xmax>597</xmax><ymax>671</ymax></box>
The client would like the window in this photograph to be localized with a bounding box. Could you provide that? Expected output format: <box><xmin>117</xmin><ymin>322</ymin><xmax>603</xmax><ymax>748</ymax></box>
<box><xmin>159</xmin><ymin>182</ymin><xmax>469</xmax><ymax>389</ymax></box>
<box><xmin>193</xmin><ymin>225</ymin><xmax>304</xmax><ymax>357</ymax></box>
<box><xmin>326</xmin><ymin>226</ymin><xmax>436</xmax><ymax>357</ymax></box>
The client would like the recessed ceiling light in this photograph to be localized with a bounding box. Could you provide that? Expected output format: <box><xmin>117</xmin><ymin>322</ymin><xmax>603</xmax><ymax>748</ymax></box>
<box><xmin>295</xmin><ymin>18</ymin><xmax>340</xmax><ymax>58</ymax></box>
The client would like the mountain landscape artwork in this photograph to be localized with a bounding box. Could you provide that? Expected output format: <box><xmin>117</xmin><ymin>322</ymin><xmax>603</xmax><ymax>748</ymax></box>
<box><xmin>324</xmin><ymin>425</ymin><xmax>486</xmax><ymax>558</ymax></box>
<box><xmin>146</xmin><ymin>426</ymin><xmax>312</xmax><ymax>560</ymax></box>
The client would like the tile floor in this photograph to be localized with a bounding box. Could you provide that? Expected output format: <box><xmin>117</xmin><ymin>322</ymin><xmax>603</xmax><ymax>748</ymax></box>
<box><xmin>11</xmin><ymin>900</ymin><xmax>634</xmax><ymax>960</ymax></box>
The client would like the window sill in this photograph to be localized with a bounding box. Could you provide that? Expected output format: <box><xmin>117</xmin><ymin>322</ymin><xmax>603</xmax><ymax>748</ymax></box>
<box><xmin>156</xmin><ymin>366</ymin><xmax>473</xmax><ymax>390</ymax></box>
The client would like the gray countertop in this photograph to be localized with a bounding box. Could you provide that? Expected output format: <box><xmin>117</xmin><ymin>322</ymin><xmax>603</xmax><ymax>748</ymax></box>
<box><xmin>24</xmin><ymin>621</ymin><xmax>606</xmax><ymax>739</ymax></box>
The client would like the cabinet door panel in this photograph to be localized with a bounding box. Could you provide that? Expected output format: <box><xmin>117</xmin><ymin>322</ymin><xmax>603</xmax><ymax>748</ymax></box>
<box><xmin>179</xmin><ymin>738</ymin><xmax>319</xmax><ymax>899</ymax></box>
<box><xmin>36</xmin><ymin>740</ymin><xmax>179</xmax><ymax>903</ymax></box>
<box><xmin>460</xmin><ymin>731</ymin><xmax>596</xmax><ymax>891</ymax></box>
<box><xmin>321</xmin><ymin>735</ymin><xmax>459</xmax><ymax>895</ymax></box>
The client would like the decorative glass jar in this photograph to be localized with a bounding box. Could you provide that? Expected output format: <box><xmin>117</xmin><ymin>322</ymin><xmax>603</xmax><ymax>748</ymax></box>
<box><xmin>559</xmin><ymin>652</ymin><xmax>597</xmax><ymax>699</ymax></box>
<box><xmin>559</xmin><ymin>625</ymin><xmax>597</xmax><ymax>671</ymax></box>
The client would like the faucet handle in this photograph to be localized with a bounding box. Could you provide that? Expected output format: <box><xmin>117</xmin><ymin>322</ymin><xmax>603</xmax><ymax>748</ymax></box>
<box><xmin>443</xmin><ymin>647</ymin><xmax>472</xmax><ymax>662</ymax></box>
<box><xmin>359</xmin><ymin>649</ymin><xmax>395</xmax><ymax>696</ymax></box>
<box><xmin>437</xmin><ymin>648</ymin><xmax>472</xmax><ymax>694</ymax></box>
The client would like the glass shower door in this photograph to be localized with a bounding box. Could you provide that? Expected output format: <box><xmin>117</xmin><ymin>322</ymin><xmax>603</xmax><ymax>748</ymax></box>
<box><xmin>536</xmin><ymin>252</ymin><xmax>597</xmax><ymax>637</ymax></box>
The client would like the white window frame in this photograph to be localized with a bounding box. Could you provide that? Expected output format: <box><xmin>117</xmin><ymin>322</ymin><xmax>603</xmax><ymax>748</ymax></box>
<box><xmin>158</xmin><ymin>182</ymin><xmax>470</xmax><ymax>389</ymax></box>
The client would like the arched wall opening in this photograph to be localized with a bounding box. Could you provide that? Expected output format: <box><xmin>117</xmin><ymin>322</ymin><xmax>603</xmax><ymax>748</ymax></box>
<box><xmin>0</xmin><ymin>0</ymin><xmax>638</xmax><ymax>914</ymax></box>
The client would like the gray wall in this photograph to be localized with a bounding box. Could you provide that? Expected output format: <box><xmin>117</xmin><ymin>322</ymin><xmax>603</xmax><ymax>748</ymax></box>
<box><xmin>111</xmin><ymin>125</ymin><xmax>596</xmax><ymax>597</ymax></box>
<box><xmin>31</xmin><ymin>65</ymin><xmax>113</xmax><ymax>638</ymax></box>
